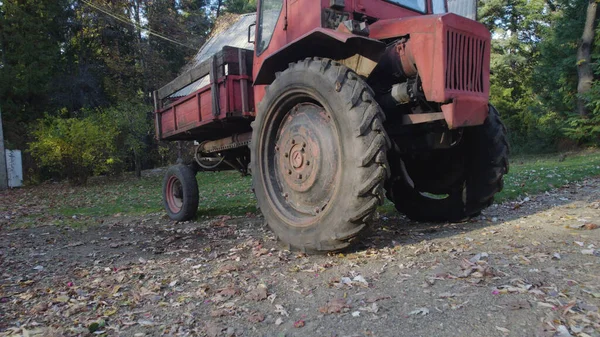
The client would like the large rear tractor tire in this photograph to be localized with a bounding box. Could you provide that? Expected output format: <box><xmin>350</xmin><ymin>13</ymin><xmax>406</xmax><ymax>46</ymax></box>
<box><xmin>388</xmin><ymin>105</ymin><xmax>509</xmax><ymax>222</ymax></box>
<box><xmin>163</xmin><ymin>164</ymin><xmax>199</xmax><ymax>221</ymax></box>
<box><xmin>250</xmin><ymin>58</ymin><xmax>390</xmax><ymax>252</ymax></box>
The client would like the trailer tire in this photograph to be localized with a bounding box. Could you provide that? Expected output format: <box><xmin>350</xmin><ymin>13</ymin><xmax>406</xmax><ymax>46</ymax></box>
<box><xmin>163</xmin><ymin>164</ymin><xmax>199</xmax><ymax>221</ymax></box>
<box><xmin>250</xmin><ymin>58</ymin><xmax>390</xmax><ymax>252</ymax></box>
<box><xmin>388</xmin><ymin>105</ymin><xmax>509</xmax><ymax>222</ymax></box>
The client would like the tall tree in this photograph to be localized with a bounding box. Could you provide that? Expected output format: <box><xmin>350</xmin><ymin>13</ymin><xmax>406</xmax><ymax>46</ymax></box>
<box><xmin>0</xmin><ymin>0</ymin><xmax>71</xmax><ymax>144</ymax></box>
<box><xmin>577</xmin><ymin>0</ymin><xmax>600</xmax><ymax>116</ymax></box>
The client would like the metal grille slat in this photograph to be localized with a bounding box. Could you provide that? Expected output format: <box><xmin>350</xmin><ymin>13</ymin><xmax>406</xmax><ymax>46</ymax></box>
<box><xmin>445</xmin><ymin>29</ymin><xmax>485</xmax><ymax>93</ymax></box>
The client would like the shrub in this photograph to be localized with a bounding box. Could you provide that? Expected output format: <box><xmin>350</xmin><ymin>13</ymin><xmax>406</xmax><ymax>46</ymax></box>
<box><xmin>28</xmin><ymin>116</ymin><xmax>118</xmax><ymax>185</ymax></box>
<box><xmin>563</xmin><ymin>78</ymin><xmax>600</xmax><ymax>146</ymax></box>
<box><xmin>99</xmin><ymin>100</ymin><xmax>153</xmax><ymax>178</ymax></box>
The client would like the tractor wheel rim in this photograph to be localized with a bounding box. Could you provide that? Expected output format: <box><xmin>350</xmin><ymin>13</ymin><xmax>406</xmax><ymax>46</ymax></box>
<box><xmin>263</xmin><ymin>99</ymin><xmax>340</xmax><ymax>227</ymax></box>
<box><xmin>166</xmin><ymin>176</ymin><xmax>183</xmax><ymax>213</ymax></box>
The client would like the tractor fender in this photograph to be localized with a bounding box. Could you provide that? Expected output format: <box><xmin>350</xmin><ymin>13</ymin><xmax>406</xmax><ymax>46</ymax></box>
<box><xmin>254</xmin><ymin>28</ymin><xmax>385</xmax><ymax>85</ymax></box>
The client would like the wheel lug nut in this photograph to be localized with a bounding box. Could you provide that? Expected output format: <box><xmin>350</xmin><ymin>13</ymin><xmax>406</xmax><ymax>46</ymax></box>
<box><xmin>297</xmin><ymin>174</ymin><xmax>302</xmax><ymax>179</ymax></box>
<box><xmin>315</xmin><ymin>208</ymin><xmax>320</xmax><ymax>214</ymax></box>
<box><xmin>284</xmin><ymin>153</ymin><xmax>289</xmax><ymax>158</ymax></box>
<box><xmin>288</xmin><ymin>170</ymin><xmax>292</xmax><ymax>175</ymax></box>
<box><xmin>306</xmin><ymin>160</ymin><xmax>310</xmax><ymax>165</ymax></box>
<box><xmin>283</xmin><ymin>193</ymin><xmax>288</xmax><ymax>198</ymax></box>
<box><xmin>275</xmin><ymin>145</ymin><xmax>279</xmax><ymax>151</ymax></box>
<box><xmin>302</xmin><ymin>142</ymin><xmax>306</xmax><ymax>148</ymax></box>
<box><xmin>291</xmin><ymin>139</ymin><xmax>296</xmax><ymax>145</ymax></box>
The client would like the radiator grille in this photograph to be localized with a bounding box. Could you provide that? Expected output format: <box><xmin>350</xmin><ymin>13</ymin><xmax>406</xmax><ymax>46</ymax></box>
<box><xmin>445</xmin><ymin>30</ymin><xmax>486</xmax><ymax>93</ymax></box>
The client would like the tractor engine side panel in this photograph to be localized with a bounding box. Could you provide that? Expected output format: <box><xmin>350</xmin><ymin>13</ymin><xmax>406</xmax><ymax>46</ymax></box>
<box><xmin>370</xmin><ymin>13</ymin><xmax>491</xmax><ymax>128</ymax></box>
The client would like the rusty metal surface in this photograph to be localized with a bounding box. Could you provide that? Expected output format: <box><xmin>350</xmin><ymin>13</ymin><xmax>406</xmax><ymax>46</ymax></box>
<box><xmin>198</xmin><ymin>132</ymin><xmax>253</xmax><ymax>153</ymax></box>
<box><xmin>369</xmin><ymin>13</ymin><xmax>490</xmax><ymax>127</ymax></box>
<box><xmin>253</xmin><ymin>28</ymin><xmax>385</xmax><ymax>85</ymax></box>
<box><xmin>251</xmin><ymin>0</ymin><xmax>430</xmax><ymax>91</ymax></box>
<box><xmin>441</xmin><ymin>96</ymin><xmax>488</xmax><ymax>129</ymax></box>
<box><xmin>270</xmin><ymin>102</ymin><xmax>338</xmax><ymax>224</ymax></box>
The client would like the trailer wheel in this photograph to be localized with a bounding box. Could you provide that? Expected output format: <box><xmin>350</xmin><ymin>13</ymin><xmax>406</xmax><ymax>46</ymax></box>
<box><xmin>388</xmin><ymin>105</ymin><xmax>509</xmax><ymax>222</ymax></box>
<box><xmin>163</xmin><ymin>164</ymin><xmax>199</xmax><ymax>221</ymax></box>
<box><xmin>250</xmin><ymin>58</ymin><xmax>390</xmax><ymax>252</ymax></box>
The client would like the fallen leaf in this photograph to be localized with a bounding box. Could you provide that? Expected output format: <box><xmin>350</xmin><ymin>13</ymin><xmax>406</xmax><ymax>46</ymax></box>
<box><xmin>210</xmin><ymin>308</ymin><xmax>235</xmax><ymax>317</ymax></box>
<box><xmin>293</xmin><ymin>320</ymin><xmax>305</xmax><ymax>328</ymax></box>
<box><xmin>352</xmin><ymin>275</ymin><xmax>369</xmax><ymax>287</ymax></box>
<box><xmin>555</xmin><ymin>325</ymin><xmax>573</xmax><ymax>337</ymax></box>
<box><xmin>366</xmin><ymin>295</ymin><xmax>390</xmax><ymax>303</ymax></box>
<box><xmin>245</xmin><ymin>285</ymin><xmax>267</xmax><ymax>301</ymax></box>
<box><xmin>495</xmin><ymin>326</ymin><xmax>510</xmax><ymax>333</ymax></box>
<box><xmin>205</xmin><ymin>321</ymin><xmax>222</xmax><ymax>337</ymax></box>
<box><xmin>507</xmin><ymin>299</ymin><xmax>530</xmax><ymax>310</ymax></box>
<box><xmin>274</xmin><ymin>304</ymin><xmax>289</xmax><ymax>316</ymax></box>
<box><xmin>408</xmin><ymin>307</ymin><xmax>429</xmax><ymax>316</ymax></box>
<box><xmin>439</xmin><ymin>292</ymin><xmax>456</xmax><ymax>298</ymax></box>
<box><xmin>359</xmin><ymin>302</ymin><xmax>379</xmax><ymax>313</ymax></box>
<box><xmin>584</xmin><ymin>223</ymin><xmax>598</xmax><ymax>230</ymax></box>
<box><xmin>247</xmin><ymin>312</ymin><xmax>265</xmax><ymax>323</ymax></box>
<box><xmin>319</xmin><ymin>298</ymin><xmax>351</xmax><ymax>314</ymax></box>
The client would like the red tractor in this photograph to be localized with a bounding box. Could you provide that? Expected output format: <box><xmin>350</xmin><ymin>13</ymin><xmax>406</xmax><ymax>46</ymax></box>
<box><xmin>154</xmin><ymin>0</ymin><xmax>509</xmax><ymax>252</ymax></box>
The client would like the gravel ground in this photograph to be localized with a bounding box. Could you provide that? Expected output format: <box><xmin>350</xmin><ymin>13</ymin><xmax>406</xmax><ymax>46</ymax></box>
<box><xmin>1</xmin><ymin>178</ymin><xmax>599</xmax><ymax>337</ymax></box>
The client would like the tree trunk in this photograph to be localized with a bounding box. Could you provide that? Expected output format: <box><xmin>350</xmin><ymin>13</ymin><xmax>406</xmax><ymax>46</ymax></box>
<box><xmin>216</xmin><ymin>0</ymin><xmax>223</xmax><ymax>17</ymax></box>
<box><xmin>577</xmin><ymin>0</ymin><xmax>600</xmax><ymax>116</ymax></box>
<box><xmin>134</xmin><ymin>149</ymin><xmax>142</xmax><ymax>178</ymax></box>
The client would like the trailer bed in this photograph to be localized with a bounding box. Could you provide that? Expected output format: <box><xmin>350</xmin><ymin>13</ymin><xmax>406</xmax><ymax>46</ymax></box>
<box><xmin>153</xmin><ymin>46</ymin><xmax>254</xmax><ymax>141</ymax></box>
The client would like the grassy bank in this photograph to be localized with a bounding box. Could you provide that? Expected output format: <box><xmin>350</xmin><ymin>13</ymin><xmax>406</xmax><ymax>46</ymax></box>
<box><xmin>2</xmin><ymin>151</ymin><xmax>599</xmax><ymax>227</ymax></box>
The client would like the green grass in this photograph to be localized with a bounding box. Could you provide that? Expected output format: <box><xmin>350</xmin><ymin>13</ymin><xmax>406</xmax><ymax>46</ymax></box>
<box><xmin>377</xmin><ymin>150</ymin><xmax>600</xmax><ymax>215</ymax></box>
<box><xmin>56</xmin><ymin>171</ymin><xmax>255</xmax><ymax>218</ymax></box>
<box><xmin>495</xmin><ymin>150</ymin><xmax>600</xmax><ymax>202</ymax></box>
<box><xmin>3</xmin><ymin>151</ymin><xmax>599</xmax><ymax>227</ymax></box>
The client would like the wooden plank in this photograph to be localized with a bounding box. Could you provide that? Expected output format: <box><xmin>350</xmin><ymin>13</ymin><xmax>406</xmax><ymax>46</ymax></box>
<box><xmin>210</xmin><ymin>55</ymin><xmax>221</xmax><ymax>117</ymax></box>
<box><xmin>238</xmin><ymin>48</ymin><xmax>249</xmax><ymax>113</ymax></box>
<box><xmin>157</xmin><ymin>51</ymin><xmax>227</xmax><ymax>100</ymax></box>
<box><xmin>157</xmin><ymin>47</ymin><xmax>253</xmax><ymax>100</ymax></box>
<box><xmin>153</xmin><ymin>91</ymin><xmax>162</xmax><ymax>139</ymax></box>
<box><xmin>157</xmin><ymin>61</ymin><xmax>211</xmax><ymax>100</ymax></box>
<box><xmin>0</xmin><ymin>108</ymin><xmax>8</xmax><ymax>190</ymax></box>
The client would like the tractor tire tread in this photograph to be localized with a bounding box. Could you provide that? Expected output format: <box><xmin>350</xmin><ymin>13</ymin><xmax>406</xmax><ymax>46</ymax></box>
<box><xmin>251</xmin><ymin>57</ymin><xmax>389</xmax><ymax>252</ymax></box>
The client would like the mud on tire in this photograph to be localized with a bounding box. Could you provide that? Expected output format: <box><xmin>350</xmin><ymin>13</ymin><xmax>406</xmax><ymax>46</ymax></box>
<box><xmin>250</xmin><ymin>58</ymin><xmax>390</xmax><ymax>252</ymax></box>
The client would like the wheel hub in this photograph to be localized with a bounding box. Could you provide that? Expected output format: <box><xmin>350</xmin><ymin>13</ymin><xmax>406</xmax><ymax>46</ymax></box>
<box><xmin>166</xmin><ymin>176</ymin><xmax>183</xmax><ymax>212</ymax></box>
<box><xmin>273</xmin><ymin>102</ymin><xmax>339</xmax><ymax>219</ymax></box>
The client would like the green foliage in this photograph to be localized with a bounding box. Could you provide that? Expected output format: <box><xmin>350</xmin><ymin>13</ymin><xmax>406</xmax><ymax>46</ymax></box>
<box><xmin>563</xmin><ymin>77</ymin><xmax>600</xmax><ymax>145</ymax></box>
<box><xmin>28</xmin><ymin>116</ymin><xmax>118</xmax><ymax>185</ymax></box>
<box><xmin>480</xmin><ymin>0</ymin><xmax>600</xmax><ymax>152</ymax></box>
<box><xmin>223</xmin><ymin>0</ymin><xmax>257</xmax><ymax>14</ymax></box>
<box><xmin>99</xmin><ymin>100</ymin><xmax>153</xmax><ymax>176</ymax></box>
<box><xmin>479</xmin><ymin>0</ymin><xmax>555</xmax><ymax>153</ymax></box>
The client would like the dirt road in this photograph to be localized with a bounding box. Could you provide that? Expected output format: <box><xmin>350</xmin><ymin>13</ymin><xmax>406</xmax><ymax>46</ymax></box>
<box><xmin>1</xmin><ymin>178</ymin><xmax>599</xmax><ymax>337</ymax></box>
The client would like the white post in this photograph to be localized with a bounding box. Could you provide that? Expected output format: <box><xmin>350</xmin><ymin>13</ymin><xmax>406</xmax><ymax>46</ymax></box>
<box><xmin>0</xmin><ymin>107</ymin><xmax>8</xmax><ymax>190</ymax></box>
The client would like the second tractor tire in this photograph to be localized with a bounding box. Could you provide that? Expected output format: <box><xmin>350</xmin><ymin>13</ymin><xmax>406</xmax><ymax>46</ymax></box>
<box><xmin>388</xmin><ymin>105</ymin><xmax>509</xmax><ymax>222</ymax></box>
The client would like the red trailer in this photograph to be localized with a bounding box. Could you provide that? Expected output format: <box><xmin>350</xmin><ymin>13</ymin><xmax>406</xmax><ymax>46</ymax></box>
<box><xmin>154</xmin><ymin>0</ymin><xmax>509</xmax><ymax>252</ymax></box>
